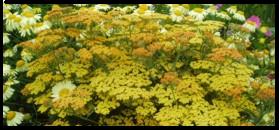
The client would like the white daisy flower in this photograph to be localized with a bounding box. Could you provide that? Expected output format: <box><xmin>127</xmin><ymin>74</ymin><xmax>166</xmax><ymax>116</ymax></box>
<box><xmin>188</xmin><ymin>8</ymin><xmax>207</xmax><ymax>21</ymax></box>
<box><xmin>21</xmin><ymin>49</ymin><xmax>33</xmax><ymax>62</ymax></box>
<box><xmin>33</xmin><ymin>21</ymin><xmax>51</xmax><ymax>33</ymax></box>
<box><xmin>19</xmin><ymin>24</ymin><xmax>33</xmax><ymax>37</ymax></box>
<box><xmin>3</xmin><ymin>64</ymin><xmax>11</xmax><ymax>77</ymax></box>
<box><xmin>169</xmin><ymin>5</ymin><xmax>189</xmax><ymax>23</ymax></box>
<box><xmin>94</xmin><ymin>4</ymin><xmax>111</xmax><ymax>11</ymax></box>
<box><xmin>5</xmin><ymin>12</ymin><xmax>22</xmax><ymax>31</ymax></box>
<box><xmin>242</xmin><ymin>21</ymin><xmax>257</xmax><ymax>32</ymax></box>
<box><xmin>3</xmin><ymin>85</ymin><xmax>15</xmax><ymax>102</ymax></box>
<box><xmin>4</xmin><ymin>49</ymin><xmax>15</xmax><ymax>57</ymax></box>
<box><xmin>226</xmin><ymin>6</ymin><xmax>237</xmax><ymax>14</ymax></box>
<box><xmin>233</xmin><ymin>11</ymin><xmax>246</xmax><ymax>22</ymax></box>
<box><xmin>3</xmin><ymin>33</ymin><xmax>10</xmax><ymax>45</ymax></box>
<box><xmin>51</xmin><ymin>80</ymin><xmax>76</xmax><ymax>101</ymax></box>
<box><xmin>3</xmin><ymin>106</ymin><xmax>10</xmax><ymax>118</ymax></box>
<box><xmin>216</xmin><ymin>11</ymin><xmax>231</xmax><ymax>20</ymax></box>
<box><xmin>6</xmin><ymin>111</ymin><xmax>24</xmax><ymax>126</ymax></box>
<box><xmin>170</xmin><ymin>9</ymin><xmax>185</xmax><ymax>22</ymax></box>
<box><xmin>20</xmin><ymin>10</ymin><xmax>41</xmax><ymax>26</ymax></box>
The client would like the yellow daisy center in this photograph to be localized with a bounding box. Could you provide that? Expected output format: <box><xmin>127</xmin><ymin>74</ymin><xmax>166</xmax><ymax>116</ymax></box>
<box><xmin>23</xmin><ymin>24</ymin><xmax>32</xmax><ymax>29</ymax></box>
<box><xmin>22</xmin><ymin>11</ymin><xmax>35</xmax><ymax>18</ymax></box>
<box><xmin>6</xmin><ymin>111</ymin><xmax>16</xmax><ymax>120</ymax></box>
<box><xmin>8</xmin><ymin>14</ymin><xmax>17</xmax><ymax>19</ymax></box>
<box><xmin>59</xmin><ymin>88</ymin><xmax>71</xmax><ymax>97</ymax></box>
<box><xmin>14</xmin><ymin>17</ymin><xmax>22</xmax><ymax>23</ymax></box>
<box><xmin>174</xmin><ymin>10</ymin><xmax>183</xmax><ymax>16</ymax></box>
<box><xmin>35</xmin><ymin>22</ymin><xmax>44</xmax><ymax>27</ymax></box>
<box><xmin>194</xmin><ymin>8</ymin><xmax>204</xmax><ymax>13</ymax></box>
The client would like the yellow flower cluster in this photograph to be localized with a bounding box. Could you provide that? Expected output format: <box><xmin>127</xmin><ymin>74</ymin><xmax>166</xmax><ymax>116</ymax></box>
<box><xmin>14</xmin><ymin>5</ymin><xmax>274</xmax><ymax>126</ymax></box>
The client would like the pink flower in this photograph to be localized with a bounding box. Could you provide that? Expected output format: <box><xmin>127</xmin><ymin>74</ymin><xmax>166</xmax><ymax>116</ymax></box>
<box><xmin>247</xmin><ymin>15</ymin><xmax>261</xmax><ymax>28</ymax></box>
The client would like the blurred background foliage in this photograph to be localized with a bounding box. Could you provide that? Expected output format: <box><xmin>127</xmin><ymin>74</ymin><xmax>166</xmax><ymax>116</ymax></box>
<box><xmin>28</xmin><ymin>4</ymin><xmax>275</xmax><ymax>27</ymax></box>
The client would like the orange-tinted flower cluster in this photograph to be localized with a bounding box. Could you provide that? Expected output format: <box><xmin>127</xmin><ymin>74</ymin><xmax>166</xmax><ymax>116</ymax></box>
<box><xmin>160</xmin><ymin>72</ymin><xmax>181</xmax><ymax>85</ymax></box>
<box><xmin>208</xmin><ymin>48</ymin><xmax>243</xmax><ymax>62</ymax></box>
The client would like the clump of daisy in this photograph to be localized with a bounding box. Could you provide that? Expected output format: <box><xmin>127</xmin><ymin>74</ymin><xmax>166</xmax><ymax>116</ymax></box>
<box><xmin>242</xmin><ymin>15</ymin><xmax>261</xmax><ymax>32</ymax></box>
<box><xmin>233</xmin><ymin>11</ymin><xmax>246</xmax><ymax>22</ymax></box>
<box><xmin>188</xmin><ymin>8</ymin><xmax>207</xmax><ymax>21</ymax></box>
<box><xmin>51</xmin><ymin>80</ymin><xmax>77</xmax><ymax>101</ymax></box>
<box><xmin>6</xmin><ymin>111</ymin><xmax>24</xmax><ymax>126</ymax></box>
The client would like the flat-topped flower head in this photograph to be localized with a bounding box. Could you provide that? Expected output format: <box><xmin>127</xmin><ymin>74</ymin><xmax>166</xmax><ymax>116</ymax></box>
<box><xmin>51</xmin><ymin>80</ymin><xmax>76</xmax><ymax>101</ymax></box>
<box><xmin>6</xmin><ymin>111</ymin><xmax>24</xmax><ymax>126</ymax></box>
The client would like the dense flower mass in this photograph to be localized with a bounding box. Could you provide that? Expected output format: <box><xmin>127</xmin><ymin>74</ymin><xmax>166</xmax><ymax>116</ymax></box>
<box><xmin>3</xmin><ymin>4</ymin><xmax>275</xmax><ymax>126</ymax></box>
